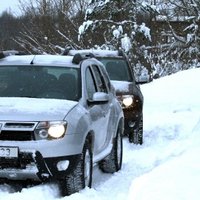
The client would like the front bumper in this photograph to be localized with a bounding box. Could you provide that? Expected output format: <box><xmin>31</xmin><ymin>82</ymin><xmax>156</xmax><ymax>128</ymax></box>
<box><xmin>117</xmin><ymin>95</ymin><xmax>143</xmax><ymax>135</ymax></box>
<box><xmin>123</xmin><ymin>108</ymin><xmax>142</xmax><ymax>135</ymax></box>
<box><xmin>0</xmin><ymin>150</ymin><xmax>81</xmax><ymax>182</ymax></box>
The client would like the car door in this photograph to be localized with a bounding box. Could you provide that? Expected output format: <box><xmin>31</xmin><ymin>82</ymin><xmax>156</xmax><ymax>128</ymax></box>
<box><xmin>85</xmin><ymin>64</ymin><xmax>112</xmax><ymax>155</ymax></box>
<box><xmin>90</xmin><ymin>65</ymin><xmax>115</xmax><ymax>152</ymax></box>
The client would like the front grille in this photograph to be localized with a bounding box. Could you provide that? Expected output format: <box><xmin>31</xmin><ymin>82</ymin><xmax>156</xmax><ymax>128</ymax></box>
<box><xmin>0</xmin><ymin>131</ymin><xmax>34</xmax><ymax>141</ymax></box>
<box><xmin>4</xmin><ymin>123</ymin><xmax>35</xmax><ymax>129</ymax></box>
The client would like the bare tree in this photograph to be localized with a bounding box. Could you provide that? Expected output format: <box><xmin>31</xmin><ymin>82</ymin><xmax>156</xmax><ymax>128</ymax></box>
<box><xmin>152</xmin><ymin>0</ymin><xmax>200</xmax><ymax>75</ymax></box>
<box><xmin>16</xmin><ymin>0</ymin><xmax>89</xmax><ymax>53</ymax></box>
<box><xmin>0</xmin><ymin>11</ymin><xmax>21</xmax><ymax>50</ymax></box>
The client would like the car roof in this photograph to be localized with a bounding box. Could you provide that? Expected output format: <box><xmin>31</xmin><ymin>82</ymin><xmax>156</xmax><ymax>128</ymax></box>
<box><xmin>0</xmin><ymin>54</ymin><xmax>79</xmax><ymax>68</ymax></box>
<box><xmin>66</xmin><ymin>49</ymin><xmax>124</xmax><ymax>58</ymax></box>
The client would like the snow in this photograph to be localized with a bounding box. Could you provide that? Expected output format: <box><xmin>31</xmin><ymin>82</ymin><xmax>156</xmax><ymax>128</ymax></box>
<box><xmin>113</xmin><ymin>26</ymin><xmax>123</xmax><ymax>39</ymax></box>
<box><xmin>0</xmin><ymin>68</ymin><xmax>200</xmax><ymax>199</ymax></box>
<box><xmin>78</xmin><ymin>20</ymin><xmax>93</xmax><ymax>40</ymax></box>
<box><xmin>111</xmin><ymin>81</ymin><xmax>129</xmax><ymax>92</ymax></box>
<box><xmin>129</xmin><ymin>147</ymin><xmax>200</xmax><ymax>200</ymax></box>
<box><xmin>0</xmin><ymin>97</ymin><xmax>77</xmax><ymax>121</ymax></box>
<box><xmin>68</xmin><ymin>49</ymin><xmax>119</xmax><ymax>57</ymax></box>
<box><xmin>121</xmin><ymin>34</ymin><xmax>131</xmax><ymax>52</ymax></box>
<box><xmin>139</xmin><ymin>23</ymin><xmax>151</xmax><ymax>41</ymax></box>
<box><xmin>113</xmin><ymin>29</ymin><xmax>120</xmax><ymax>39</ymax></box>
<box><xmin>1</xmin><ymin>55</ymin><xmax>78</xmax><ymax>67</ymax></box>
<box><xmin>96</xmin><ymin>0</ymin><xmax>110</xmax><ymax>7</ymax></box>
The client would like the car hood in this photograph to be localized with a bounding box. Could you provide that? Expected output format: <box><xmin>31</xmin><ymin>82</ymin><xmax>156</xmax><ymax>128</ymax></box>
<box><xmin>0</xmin><ymin>97</ymin><xmax>78</xmax><ymax>121</ymax></box>
<box><xmin>111</xmin><ymin>80</ymin><xmax>133</xmax><ymax>96</ymax></box>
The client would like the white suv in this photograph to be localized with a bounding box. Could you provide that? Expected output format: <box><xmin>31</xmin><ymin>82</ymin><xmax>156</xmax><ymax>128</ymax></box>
<box><xmin>0</xmin><ymin>51</ymin><xmax>124</xmax><ymax>196</ymax></box>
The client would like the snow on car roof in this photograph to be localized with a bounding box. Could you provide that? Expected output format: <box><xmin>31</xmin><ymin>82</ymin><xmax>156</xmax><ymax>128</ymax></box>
<box><xmin>0</xmin><ymin>55</ymin><xmax>79</xmax><ymax>68</ymax></box>
<box><xmin>68</xmin><ymin>49</ymin><xmax>121</xmax><ymax>57</ymax></box>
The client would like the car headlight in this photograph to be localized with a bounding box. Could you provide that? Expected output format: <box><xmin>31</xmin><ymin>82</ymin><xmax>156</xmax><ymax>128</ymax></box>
<box><xmin>35</xmin><ymin>121</ymin><xmax>67</xmax><ymax>140</ymax></box>
<box><xmin>122</xmin><ymin>95</ymin><xmax>134</xmax><ymax>108</ymax></box>
<box><xmin>48</xmin><ymin>123</ymin><xmax>66</xmax><ymax>138</ymax></box>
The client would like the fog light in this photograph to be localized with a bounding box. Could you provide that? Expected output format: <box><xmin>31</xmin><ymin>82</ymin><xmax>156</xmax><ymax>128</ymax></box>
<box><xmin>128</xmin><ymin>121</ymin><xmax>135</xmax><ymax>128</ymax></box>
<box><xmin>39</xmin><ymin>129</ymin><xmax>48</xmax><ymax>138</ymax></box>
<box><xmin>41</xmin><ymin>173</ymin><xmax>49</xmax><ymax>179</ymax></box>
<box><xmin>57</xmin><ymin>160</ymin><xmax>69</xmax><ymax>171</ymax></box>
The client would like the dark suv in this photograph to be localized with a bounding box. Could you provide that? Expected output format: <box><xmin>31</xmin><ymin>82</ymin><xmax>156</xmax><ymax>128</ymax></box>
<box><xmin>65</xmin><ymin>49</ymin><xmax>144</xmax><ymax>144</ymax></box>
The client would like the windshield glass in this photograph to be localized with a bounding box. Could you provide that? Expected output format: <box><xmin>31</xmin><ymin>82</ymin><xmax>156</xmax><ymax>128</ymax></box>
<box><xmin>0</xmin><ymin>66</ymin><xmax>80</xmax><ymax>101</ymax></box>
<box><xmin>98</xmin><ymin>58</ymin><xmax>133</xmax><ymax>81</ymax></box>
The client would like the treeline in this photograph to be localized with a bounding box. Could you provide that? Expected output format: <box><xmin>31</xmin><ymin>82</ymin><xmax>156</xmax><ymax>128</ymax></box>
<box><xmin>0</xmin><ymin>0</ymin><xmax>89</xmax><ymax>53</ymax></box>
<box><xmin>0</xmin><ymin>11</ymin><xmax>21</xmax><ymax>50</ymax></box>
<box><xmin>0</xmin><ymin>0</ymin><xmax>199</xmax><ymax>78</ymax></box>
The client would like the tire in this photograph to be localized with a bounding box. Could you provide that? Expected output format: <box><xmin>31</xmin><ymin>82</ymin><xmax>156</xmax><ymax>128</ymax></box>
<box><xmin>99</xmin><ymin>125</ymin><xmax>123</xmax><ymax>173</ymax></box>
<box><xmin>128</xmin><ymin>115</ymin><xmax>143</xmax><ymax>145</ymax></box>
<box><xmin>59</xmin><ymin>141</ymin><xmax>93</xmax><ymax>196</ymax></box>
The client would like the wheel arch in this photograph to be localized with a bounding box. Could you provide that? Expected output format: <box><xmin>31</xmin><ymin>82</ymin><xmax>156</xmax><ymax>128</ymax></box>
<box><xmin>84</xmin><ymin>131</ymin><xmax>95</xmax><ymax>152</ymax></box>
<box><xmin>115</xmin><ymin>117</ymin><xmax>124</xmax><ymax>138</ymax></box>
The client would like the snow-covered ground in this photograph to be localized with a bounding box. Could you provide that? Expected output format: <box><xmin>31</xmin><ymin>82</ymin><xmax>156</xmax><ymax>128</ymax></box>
<box><xmin>0</xmin><ymin>68</ymin><xmax>199</xmax><ymax>200</ymax></box>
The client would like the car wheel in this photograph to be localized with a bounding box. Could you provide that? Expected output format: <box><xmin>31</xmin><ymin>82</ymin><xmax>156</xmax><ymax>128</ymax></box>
<box><xmin>99</xmin><ymin>125</ymin><xmax>123</xmax><ymax>173</ymax></box>
<box><xmin>59</xmin><ymin>140</ymin><xmax>93</xmax><ymax>196</ymax></box>
<box><xmin>129</xmin><ymin>115</ymin><xmax>143</xmax><ymax>145</ymax></box>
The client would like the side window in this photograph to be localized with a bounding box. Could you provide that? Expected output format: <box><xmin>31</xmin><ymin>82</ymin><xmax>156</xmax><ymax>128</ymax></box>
<box><xmin>101</xmin><ymin>68</ymin><xmax>111</xmax><ymax>91</ymax></box>
<box><xmin>91</xmin><ymin>65</ymin><xmax>108</xmax><ymax>93</ymax></box>
<box><xmin>85</xmin><ymin>67</ymin><xmax>97</xmax><ymax>100</ymax></box>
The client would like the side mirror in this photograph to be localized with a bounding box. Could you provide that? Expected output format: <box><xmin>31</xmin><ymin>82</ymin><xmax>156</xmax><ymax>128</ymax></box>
<box><xmin>136</xmin><ymin>74</ymin><xmax>151</xmax><ymax>84</ymax></box>
<box><xmin>88</xmin><ymin>92</ymin><xmax>109</xmax><ymax>104</ymax></box>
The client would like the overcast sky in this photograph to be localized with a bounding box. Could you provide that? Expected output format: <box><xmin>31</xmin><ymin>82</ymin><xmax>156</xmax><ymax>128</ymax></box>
<box><xmin>0</xmin><ymin>0</ymin><xmax>21</xmax><ymax>15</ymax></box>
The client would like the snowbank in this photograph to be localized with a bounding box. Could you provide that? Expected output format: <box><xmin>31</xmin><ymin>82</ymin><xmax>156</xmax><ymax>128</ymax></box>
<box><xmin>0</xmin><ymin>68</ymin><xmax>199</xmax><ymax>200</ymax></box>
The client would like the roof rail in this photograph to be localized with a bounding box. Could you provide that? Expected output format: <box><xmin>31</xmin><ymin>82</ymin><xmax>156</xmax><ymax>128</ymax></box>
<box><xmin>72</xmin><ymin>53</ymin><xmax>83</xmax><ymax>64</ymax></box>
<box><xmin>62</xmin><ymin>48</ymin><xmax>70</xmax><ymax>56</ymax></box>
<box><xmin>82</xmin><ymin>52</ymin><xmax>95</xmax><ymax>58</ymax></box>
<box><xmin>63</xmin><ymin>49</ymin><xmax>95</xmax><ymax>58</ymax></box>
<box><xmin>71</xmin><ymin>53</ymin><xmax>95</xmax><ymax>64</ymax></box>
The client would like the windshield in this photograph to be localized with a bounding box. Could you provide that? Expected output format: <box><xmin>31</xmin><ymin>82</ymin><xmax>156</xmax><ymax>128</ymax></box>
<box><xmin>98</xmin><ymin>58</ymin><xmax>133</xmax><ymax>82</ymax></box>
<box><xmin>0</xmin><ymin>66</ymin><xmax>80</xmax><ymax>101</ymax></box>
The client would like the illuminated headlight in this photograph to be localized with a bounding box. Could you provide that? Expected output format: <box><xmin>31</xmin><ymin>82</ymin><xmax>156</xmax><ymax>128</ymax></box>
<box><xmin>48</xmin><ymin>123</ymin><xmax>66</xmax><ymax>138</ymax></box>
<box><xmin>122</xmin><ymin>95</ymin><xmax>134</xmax><ymax>107</ymax></box>
<box><xmin>36</xmin><ymin>121</ymin><xmax>67</xmax><ymax>140</ymax></box>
